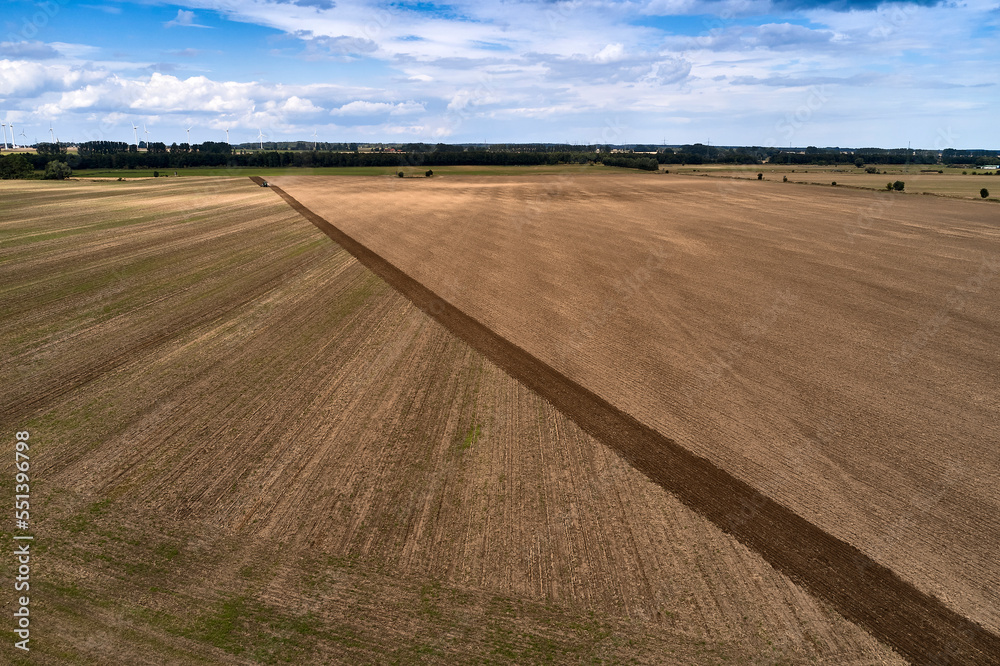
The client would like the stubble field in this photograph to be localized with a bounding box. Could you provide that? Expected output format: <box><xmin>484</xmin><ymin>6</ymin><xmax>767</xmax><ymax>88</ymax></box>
<box><xmin>1</xmin><ymin>177</ymin><xmax>906</xmax><ymax>664</ymax></box>
<box><xmin>674</xmin><ymin>164</ymin><xmax>999</xmax><ymax>200</ymax></box>
<box><xmin>272</xmin><ymin>172</ymin><xmax>1000</xmax><ymax>655</ymax></box>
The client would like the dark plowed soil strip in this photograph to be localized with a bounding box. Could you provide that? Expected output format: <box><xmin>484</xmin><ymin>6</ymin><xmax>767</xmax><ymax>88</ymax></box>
<box><xmin>256</xmin><ymin>176</ymin><xmax>1000</xmax><ymax>666</ymax></box>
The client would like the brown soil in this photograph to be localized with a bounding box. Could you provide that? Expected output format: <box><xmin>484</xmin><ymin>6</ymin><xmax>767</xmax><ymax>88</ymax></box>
<box><xmin>269</xmin><ymin>172</ymin><xmax>1000</xmax><ymax>664</ymax></box>
<box><xmin>0</xmin><ymin>177</ymin><xmax>905</xmax><ymax>664</ymax></box>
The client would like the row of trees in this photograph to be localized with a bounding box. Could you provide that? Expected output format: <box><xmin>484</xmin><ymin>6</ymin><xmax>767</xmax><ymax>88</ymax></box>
<box><xmin>600</xmin><ymin>154</ymin><xmax>660</xmax><ymax>171</ymax></box>
<box><xmin>11</xmin><ymin>147</ymin><xmax>608</xmax><ymax>171</ymax></box>
<box><xmin>942</xmin><ymin>149</ymin><xmax>1000</xmax><ymax>166</ymax></box>
<box><xmin>5</xmin><ymin>143</ymin><xmax>998</xmax><ymax>176</ymax></box>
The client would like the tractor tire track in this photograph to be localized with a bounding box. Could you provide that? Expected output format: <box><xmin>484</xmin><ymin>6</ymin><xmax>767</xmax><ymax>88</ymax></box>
<box><xmin>255</xmin><ymin>176</ymin><xmax>1000</xmax><ymax>666</ymax></box>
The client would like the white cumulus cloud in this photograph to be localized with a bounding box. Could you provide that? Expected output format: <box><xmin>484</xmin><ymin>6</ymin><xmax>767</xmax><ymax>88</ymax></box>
<box><xmin>330</xmin><ymin>100</ymin><xmax>425</xmax><ymax>115</ymax></box>
<box><xmin>164</xmin><ymin>10</ymin><xmax>211</xmax><ymax>29</ymax></box>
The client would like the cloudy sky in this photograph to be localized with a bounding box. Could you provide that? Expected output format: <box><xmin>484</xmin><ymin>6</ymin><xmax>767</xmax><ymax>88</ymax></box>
<box><xmin>1</xmin><ymin>0</ymin><xmax>997</xmax><ymax>148</ymax></box>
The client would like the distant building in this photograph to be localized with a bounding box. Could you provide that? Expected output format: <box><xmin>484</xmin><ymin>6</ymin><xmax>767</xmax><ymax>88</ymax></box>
<box><xmin>982</xmin><ymin>165</ymin><xmax>1000</xmax><ymax>170</ymax></box>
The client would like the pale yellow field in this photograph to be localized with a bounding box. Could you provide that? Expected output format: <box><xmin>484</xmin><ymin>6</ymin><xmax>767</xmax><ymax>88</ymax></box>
<box><xmin>671</xmin><ymin>163</ymin><xmax>1000</xmax><ymax>199</ymax></box>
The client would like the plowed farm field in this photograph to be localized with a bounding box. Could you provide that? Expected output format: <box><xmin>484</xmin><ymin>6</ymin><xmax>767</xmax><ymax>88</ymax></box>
<box><xmin>270</xmin><ymin>172</ymin><xmax>1000</xmax><ymax>661</ymax></box>
<box><xmin>1</xmin><ymin>177</ymin><xmax>906</xmax><ymax>664</ymax></box>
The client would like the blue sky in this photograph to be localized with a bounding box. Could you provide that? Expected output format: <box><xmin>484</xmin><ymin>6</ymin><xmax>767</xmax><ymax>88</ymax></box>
<box><xmin>1</xmin><ymin>0</ymin><xmax>997</xmax><ymax>148</ymax></box>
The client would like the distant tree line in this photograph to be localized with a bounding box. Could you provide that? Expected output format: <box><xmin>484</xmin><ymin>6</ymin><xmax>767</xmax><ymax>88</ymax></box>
<box><xmin>941</xmin><ymin>149</ymin><xmax>1000</xmax><ymax>166</ymax></box>
<box><xmin>600</xmin><ymin>154</ymin><xmax>659</xmax><ymax>171</ymax></box>
<box><xmin>3</xmin><ymin>142</ymin><xmax>998</xmax><ymax>177</ymax></box>
<box><xmin>233</xmin><ymin>141</ymin><xmax>359</xmax><ymax>152</ymax></box>
<box><xmin>12</xmin><ymin>147</ymin><xmax>603</xmax><ymax>171</ymax></box>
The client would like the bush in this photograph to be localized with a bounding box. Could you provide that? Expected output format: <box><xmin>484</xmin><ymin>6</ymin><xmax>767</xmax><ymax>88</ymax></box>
<box><xmin>886</xmin><ymin>182</ymin><xmax>893</xmax><ymax>191</ymax></box>
<box><xmin>782</xmin><ymin>175</ymin><xmax>787</xmax><ymax>182</ymax></box>
<box><xmin>153</xmin><ymin>171</ymin><xmax>159</xmax><ymax>178</ymax></box>
<box><xmin>831</xmin><ymin>181</ymin><xmax>837</xmax><ymax>186</ymax></box>
<box><xmin>397</xmin><ymin>171</ymin><xmax>404</xmax><ymax>178</ymax></box>
<box><xmin>892</xmin><ymin>180</ymin><xmax>905</xmax><ymax>191</ymax></box>
<box><xmin>963</xmin><ymin>171</ymin><xmax>968</xmax><ymax>175</ymax></box>
<box><xmin>43</xmin><ymin>160</ymin><xmax>72</xmax><ymax>180</ymax></box>
<box><xmin>425</xmin><ymin>169</ymin><xmax>433</xmax><ymax>177</ymax></box>
<box><xmin>865</xmin><ymin>166</ymin><xmax>879</xmax><ymax>174</ymax></box>
<box><xmin>982</xmin><ymin>188</ymin><xmax>990</xmax><ymax>199</ymax></box>
<box><xmin>757</xmin><ymin>173</ymin><xmax>763</xmax><ymax>180</ymax></box>
<box><xmin>854</xmin><ymin>158</ymin><xmax>864</xmax><ymax>168</ymax></box>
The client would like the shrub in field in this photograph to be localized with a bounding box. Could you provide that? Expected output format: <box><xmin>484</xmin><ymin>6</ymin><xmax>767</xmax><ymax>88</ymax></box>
<box><xmin>153</xmin><ymin>171</ymin><xmax>159</xmax><ymax>178</ymax></box>
<box><xmin>982</xmin><ymin>188</ymin><xmax>990</xmax><ymax>199</ymax></box>
<box><xmin>855</xmin><ymin>158</ymin><xmax>864</xmax><ymax>168</ymax></box>
<box><xmin>397</xmin><ymin>171</ymin><xmax>404</xmax><ymax>178</ymax></box>
<box><xmin>866</xmin><ymin>166</ymin><xmax>879</xmax><ymax>174</ymax></box>
<box><xmin>757</xmin><ymin>173</ymin><xmax>763</xmax><ymax>180</ymax></box>
<box><xmin>893</xmin><ymin>180</ymin><xmax>905</xmax><ymax>191</ymax></box>
<box><xmin>43</xmin><ymin>160</ymin><xmax>72</xmax><ymax>180</ymax></box>
<box><xmin>832</xmin><ymin>181</ymin><xmax>837</xmax><ymax>186</ymax></box>
<box><xmin>425</xmin><ymin>170</ymin><xmax>433</xmax><ymax>177</ymax></box>
<box><xmin>782</xmin><ymin>176</ymin><xmax>788</xmax><ymax>182</ymax></box>
<box><xmin>886</xmin><ymin>182</ymin><xmax>893</xmax><ymax>191</ymax></box>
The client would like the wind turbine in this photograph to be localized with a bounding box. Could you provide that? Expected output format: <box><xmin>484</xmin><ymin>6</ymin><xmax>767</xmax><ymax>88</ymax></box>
<box><xmin>311</xmin><ymin>129</ymin><xmax>318</xmax><ymax>150</ymax></box>
<box><xmin>186</xmin><ymin>126</ymin><xmax>192</xmax><ymax>144</ymax></box>
<box><xmin>19</xmin><ymin>129</ymin><xmax>27</xmax><ymax>148</ymax></box>
<box><xmin>224</xmin><ymin>127</ymin><xmax>230</xmax><ymax>144</ymax></box>
<box><xmin>131</xmin><ymin>122</ymin><xmax>139</xmax><ymax>147</ymax></box>
<box><xmin>9</xmin><ymin>122</ymin><xmax>17</xmax><ymax>149</ymax></box>
<box><xmin>257</xmin><ymin>128</ymin><xmax>265</xmax><ymax>150</ymax></box>
<box><xmin>49</xmin><ymin>123</ymin><xmax>55</xmax><ymax>143</ymax></box>
<box><xmin>1</xmin><ymin>121</ymin><xmax>7</xmax><ymax>150</ymax></box>
<box><xmin>143</xmin><ymin>123</ymin><xmax>150</xmax><ymax>148</ymax></box>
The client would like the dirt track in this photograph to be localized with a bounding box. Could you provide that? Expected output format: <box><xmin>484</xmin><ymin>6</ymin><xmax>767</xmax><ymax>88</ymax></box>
<box><xmin>267</xmin><ymin>173</ymin><xmax>1000</xmax><ymax>664</ymax></box>
<box><xmin>2</xmin><ymin>177</ymin><xmax>905</xmax><ymax>664</ymax></box>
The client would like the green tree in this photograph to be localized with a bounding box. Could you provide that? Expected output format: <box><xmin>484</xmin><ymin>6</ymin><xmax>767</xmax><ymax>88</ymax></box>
<box><xmin>854</xmin><ymin>158</ymin><xmax>864</xmax><ymax>168</ymax></box>
<box><xmin>43</xmin><ymin>160</ymin><xmax>72</xmax><ymax>180</ymax></box>
<box><xmin>0</xmin><ymin>154</ymin><xmax>33</xmax><ymax>179</ymax></box>
<box><xmin>36</xmin><ymin>142</ymin><xmax>67</xmax><ymax>157</ymax></box>
<box><xmin>982</xmin><ymin>188</ymin><xmax>990</xmax><ymax>199</ymax></box>
<box><xmin>893</xmin><ymin>180</ymin><xmax>905</xmax><ymax>191</ymax></box>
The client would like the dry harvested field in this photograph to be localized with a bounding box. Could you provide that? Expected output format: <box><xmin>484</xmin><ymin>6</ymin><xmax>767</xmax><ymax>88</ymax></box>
<box><xmin>0</xmin><ymin>177</ymin><xmax>906</xmax><ymax>664</ymax></box>
<box><xmin>675</xmin><ymin>164</ymin><xmax>1000</xmax><ymax>200</ymax></box>
<box><xmin>271</xmin><ymin>172</ymin><xmax>1000</xmax><ymax>659</ymax></box>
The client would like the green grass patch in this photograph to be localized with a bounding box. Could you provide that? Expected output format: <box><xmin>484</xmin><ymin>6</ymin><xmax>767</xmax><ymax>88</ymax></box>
<box><xmin>461</xmin><ymin>423</ymin><xmax>482</xmax><ymax>450</ymax></box>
